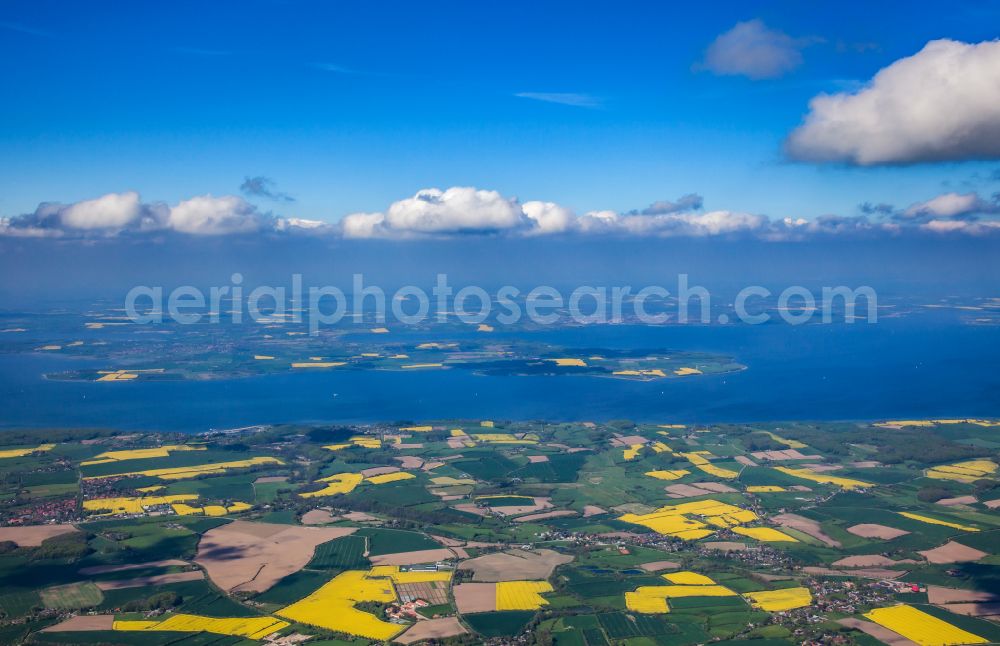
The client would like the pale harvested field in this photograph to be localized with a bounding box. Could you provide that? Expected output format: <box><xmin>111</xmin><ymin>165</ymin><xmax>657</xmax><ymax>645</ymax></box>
<box><xmin>527</xmin><ymin>455</ymin><xmax>550</xmax><ymax>463</ymax></box>
<box><xmin>300</xmin><ymin>509</ymin><xmax>337</xmax><ymax>525</ymax></box>
<box><xmin>803</xmin><ymin>566</ymin><xmax>906</xmax><ymax>579</ymax></box>
<box><xmin>773</xmin><ymin>513</ymin><xmax>841</xmax><ymax>547</ymax></box>
<box><xmin>639</xmin><ymin>560</ymin><xmax>680</xmax><ymax>572</ymax></box>
<box><xmin>939</xmin><ymin>602</ymin><xmax>1000</xmax><ymax>616</ymax></box>
<box><xmin>734</xmin><ymin>455</ymin><xmax>758</xmax><ymax>466</ymax></box>
<box><xmin>702</xmin><ymin>541</ymin><xmax>751</xmax><ymax>551</ymax></box>
<box><xmin>918</xmin><ymin>540</ymin><xmax>988</xmax><ymax>564</ymax></box>
<box><xmin>42</xmin><ymin>615</ymin><xmax>115</xmax><ymax>632</ymax></box>
<box><xmin>369</xmin><ymin>548</ymin><xmax>458</xmax><ymax>566</ymax></box>
<box><xmin>611</xmin><ymin>435</ymin><xmax>648</xmax><ymax>447</ymax></box>
<box><xmin>801</xmin><ymin>463</ymin><xmax>843</xmax><ymax>472</ymax></box>
<box><xmin>79</xmin><ymin>559</ymin><xmax>188</xmax><ymax>575</ymax></box>
<box><xmin>692</xmin><ymin>482</ymin><xmax>736</xmax><ymax>493</ymax></box>
<box><xmin>582</xmin><ymin>505</ymin><xmax>607</xmax><ymax>517</ymax></box>
<box><xmin>460</xmin><ymin>548</ymin><xmax>572</xmax><ymax>582</ymax></box>
<box><xmin>421</xmin><ymin>461</ymin><xmax>445</xmax><ymax>471</ymax></box>
<box><xmin>514</xmin><ymin>510</ymin><xmax>577</xmax><ymax>523</ymax></box>
<box><xmin>664</xmin><ymin>482</ymin><xmax>736</xmax><ymax>498</ymax></box>
<box><xmin>453</xmin><ymin>503</ymin><xmax>490</xmax><ymax>517</ymax></box>
<box><xmin>832</xmin><ymin>555</ymin><xmax>916</xmax><ymax>568</ymax></box>
<box><xmin>0</xmin><ymin>524</ymin><xmax>78</xmax><ymax>546</ymax></box>
<box><xmin>431</xmin><ymin>534</ymin><xmax>466</xmax><ymax>547</ymax></box>
<box><xmin>984</xmin><ymin>498</ymin><xmax>1000</xmax><ymax>509</ymax></box>
<box><xmin>254</xmin><ymin>476</ymin><xmax>288</xmax><ymax>483</ymax></box>
<box><xmin>453</xmin><ymin>582</ymin><xmax>497</xmax><ymax>613</ymax></box>
<box><xmin>396</xmin><ymin>617</ymin><xmax>468</xmax><ymax>643</ymax></box>
<box><xmin>491</xmin><ymin>497</ymin><xmax>553</xmax><ymax>516</ymax></box>
<box><xmin>341</xmin><ymin>511</ymin><xmax>378</xmax><ymax>522</ymax></box>
<box><xmin>936</xmin><ymin>495</ymin><xmax>978</xmax><ymax>506</ymax></box>
<box><xmin>750</xmin><ymin>449</ymin><xmax>821</xmax><ymax>461</ymax></box>
<box><xmin>837</xmin><ymin>618</ymin><xmax>919</xmax><ymax>646</ymax></box>
<box><xmin>195</xmin><ymin>521</ymin><xmax>356</xmax><ymax>592</ymax></box>
<box><xmin>395</xmin><ymin>456</ymin><xmax>424</xmax><ymax>469</ymax></box>
<box><xmin>850</xmin><ymin>461</ymin><xmax>882</xmax><ymax>468</ymax></box>
<box><xmin>362</xmin><ymin>466</ymin><xmax>400</xmax><ymax>477</ymax></box>
<box><xmin>927</xmin><ymin>585</ymin><xmax>998</xmax><ymax>604</ymax></box>
<box><xmin>96</xmin><ymin>570</ymin><xmax>204</xmax><ymax>590</ymax></box>
<box><xmin>846</xmin><ymin>523</ymin><xmax>909</xmax><ymax>539</ymax></box>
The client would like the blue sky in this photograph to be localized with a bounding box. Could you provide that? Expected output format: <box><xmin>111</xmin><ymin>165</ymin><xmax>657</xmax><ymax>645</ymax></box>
<box><xmin>1</xmin><ymin>0</ymin><xmax>999</xmax><ymax>226</ymax></box>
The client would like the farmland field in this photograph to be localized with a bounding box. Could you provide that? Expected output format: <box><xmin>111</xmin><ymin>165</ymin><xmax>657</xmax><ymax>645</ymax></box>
<box><xmin>0</xmin><ymin>417</ymin><xmax>998</xmax><ymax>644</ymax></box>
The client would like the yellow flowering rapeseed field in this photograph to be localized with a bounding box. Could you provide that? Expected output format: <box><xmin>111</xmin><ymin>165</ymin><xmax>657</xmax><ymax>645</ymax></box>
<box><xmin>299</xmin><ymin>472</ymin><xmax>364</xmax><ymax>498</ymax></box>
<box><xmin>864</xmin><ymin>605</ymin><xmax>987</xmax><ymax>646</ymax></box>
<box><xmin>759</xmin><ymin>431</ymin><xmax>807</xmax><ymax>449</ymax></box>
<box><xmin>623</xmin><ymin>444</ymin><xmax>644</xmax><ymax>461</ymax></box>
<box><xmin>732</xmin><ymin>526</ymin><xmax>799</xmax><ymax>542</ymax></box>
<box><xmin>322</xmin><ymin>443</ymin><xmax>350</xmax><ymax>451</ymax></box>
<box><xmin>367</xmin><ymin>472</ymin><xmax>415</xmax><ymax>485</ymax></box>
<box><xmin>82</xmin><ymin>444</ymin><xmax>204</xmax><ymax>465</ymax></box>
<box><xmin>83</xmin><ymin>494</ymin><xmax>199</xmax><ymax>515</ymax></box>
<box><xmin>746</xmin><ymin>485</ymin><xmax>786</xmax><ymax>492</ymax></box>
<box><xmin>925</xmin><ymin>459</ymin><xmax>998</xmax><ymax>483</ymax></box>
<box><xmin>773</xmin><ymin>466</ymin><xmax>871</xmax><ymax>490</ymax></box>
<box><xmin>171</xmin><ymin>501</ymin><xmax>252</xmax><ymax>516</ymax></box>
<box><xmin>368</xmin><ymin>565</ymin><xmax>451</xmax><ymax>584</ymax></box>
<box><xmin>291</xmin><ymin>361</ymin><xmax>346</xmax><ymax>368</ymax></box>
<box><xmin>697</xmin><ymin>463</ymin><xmax>739</xmax><ymax>478</ymax></box>
<box><xmin>83</xmin><ymin>456</ymin><xmax>283</xmax><ymax>481</ymax></box>
<box><xmin>644</xmin><ymin>469</ymin><xmax>690</xmax><ymax>481</ymax></box>
<box><xmin>549</xmin><ymin>358</ymin><xmax>587</xmax><ymax>367</ymax></box>
<box><xmin>618</xmin><ymin>499</ymin><xmax>759</xmax><ymax>540</ymax></box>
<box><xmin>495</xmin><ymin>581</ymin><xmax>554</xmax><ymax>610</ymax></box>
<box><xmin>0</xmin><ymin>444</ymin><xmax>55</xmax><ymax>459</ymax></box>
<box><xmin>625</xmin><ymin>577</ymin><xmax>737</xmax><ymax>614</ymax></box>
<box><xmin>663</xmin><ymin>571</ymin><xmax>716</xmax><ymax>585</ymax></box>
<box><xmin>897</xmin><ymin>512</ymin><xmax>979</xmax><ymax>532</ymax></box>
<box><xmin>277</xmin><ymin>570</ymin><xmax>401</xmax><ymax>640</ymax></box>
<box><xmin>114</xmin><ymin>613</ymin><xmax>288</xmax><ymax>639</ymax></box>
<box><xmin>472</xmin><ymin>433</ymin><xmax>538</xmax><ymax>444</ymax></box>
<box><xmin>743</xmin><ymin>587</ymin><xmax>812</xmax><ymax>611</ymax></box>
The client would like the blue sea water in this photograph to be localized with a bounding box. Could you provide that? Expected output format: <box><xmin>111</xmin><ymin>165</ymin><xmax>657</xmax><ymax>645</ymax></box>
<box><xmin>0</xmin><ymin>318</ymin><xmax>998</xmax><ymax>432</ymax></box>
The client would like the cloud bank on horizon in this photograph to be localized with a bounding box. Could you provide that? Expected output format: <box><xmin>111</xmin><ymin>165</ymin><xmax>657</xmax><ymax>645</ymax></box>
<box><xmin>3</xmin><ymin>185</ymin><xmax>999</xmax><ymax>242</ymax></box>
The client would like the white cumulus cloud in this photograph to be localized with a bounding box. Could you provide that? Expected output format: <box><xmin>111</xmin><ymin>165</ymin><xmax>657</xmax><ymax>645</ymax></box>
<box><xmin>59</xmin><ymin>191</ymin><xmax>143</xmax><ymax>230</ymax></box>
<box><xmin>340</xmin><ymin>212</ymin><xmax>388</xmax><ymax>239</ymax></box>
<box><xmin>167</xmin><ymin>195</ymin><xmax>267</xmax><ymax>235</ymax></box>
<box><xmin>902</xmin><ymin>192</ymin><xmax>999</xmax><ymax>219</ymax></box>
<box><xmin>380</xmin><ymin>187</ymin><xmax>528</xmax><ymax>235</ymax></box>
<box><xmin>522</xmin><ymin>201</ymin><xmax>575</xmax><ymax>235</ymax></box>
<box><xmin>786</xmin><ymin>39</ymin><xmax>1000</xmax><ymax>165</ymax></box>
<box><xmin>697</xmin><ymin>20</ymin><xmax>808</xmax><ymax>80</ymax></box>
